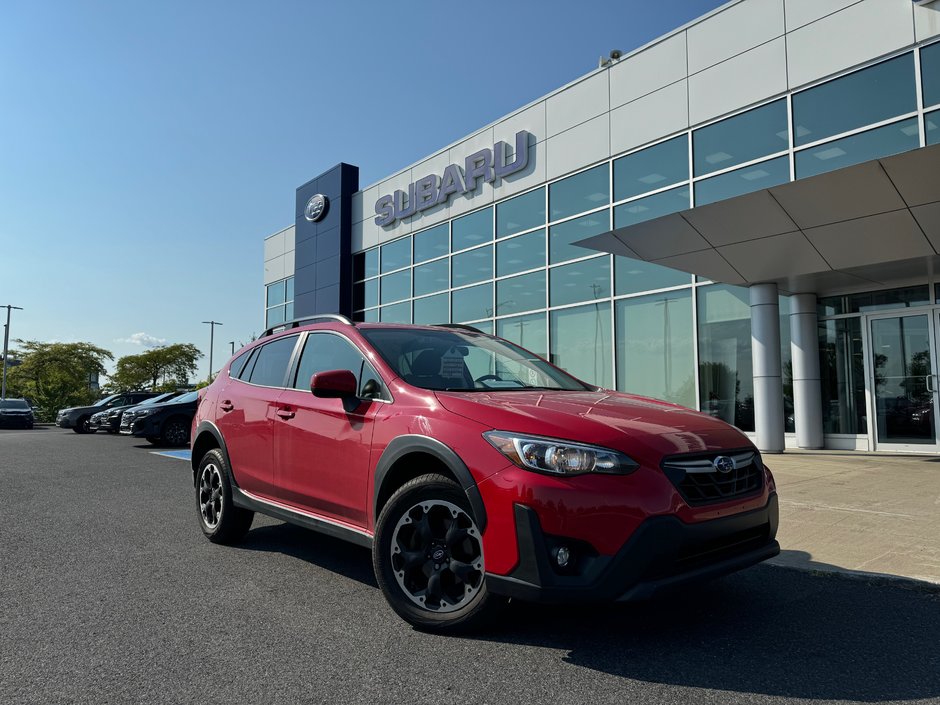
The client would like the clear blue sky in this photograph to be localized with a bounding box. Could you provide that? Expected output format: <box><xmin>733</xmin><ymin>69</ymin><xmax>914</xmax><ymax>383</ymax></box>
<box><xmin>0</xmin><ymin>0</ymin><xmax>727</xmax><ymax>382</ymax></box>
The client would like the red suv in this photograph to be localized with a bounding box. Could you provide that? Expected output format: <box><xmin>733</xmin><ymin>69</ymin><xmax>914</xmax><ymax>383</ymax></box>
<box><xmin>192</xmin><ymin>315</ymin><xmax>779</xmax><ymax>631</ymax></box>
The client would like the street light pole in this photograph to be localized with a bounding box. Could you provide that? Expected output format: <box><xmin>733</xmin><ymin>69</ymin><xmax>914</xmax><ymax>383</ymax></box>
<box><xmin>229</xmin><ymin>341</ymin><xmax>235</xmax><ymax>356</ymax></box>
<box><xmin>202</xmin><ymin>320</ymin><xmax>223</xmax><ymax>382</ymax></box>
<box><xmin>1</xmin><ymin>305</ymin><xmax>23</xmax><ymax>401</ymax></box>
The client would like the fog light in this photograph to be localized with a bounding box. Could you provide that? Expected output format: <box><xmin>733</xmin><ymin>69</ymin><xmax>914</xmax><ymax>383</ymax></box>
<box><xmin>554</xmin><ymin>546</ymin><xmax>571</xmax><ymax>568</ymax></box>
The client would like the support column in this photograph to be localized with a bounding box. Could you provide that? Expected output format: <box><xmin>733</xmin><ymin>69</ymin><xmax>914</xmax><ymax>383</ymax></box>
<box><xmin>790</xmin><ymin>293</ymin><xmax>824</xmax><ymax>449</ymax></box>
<box><xmin>750</xmin><ymin>283</ymin><xmax>785</xmax><ymax>453</ymax></box>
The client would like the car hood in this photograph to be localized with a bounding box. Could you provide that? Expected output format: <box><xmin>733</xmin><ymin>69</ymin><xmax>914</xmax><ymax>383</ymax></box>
<box><xmin>434</xmin><ymin>389</ymin><xmax>753</xmax><ymax>459</ymax></box>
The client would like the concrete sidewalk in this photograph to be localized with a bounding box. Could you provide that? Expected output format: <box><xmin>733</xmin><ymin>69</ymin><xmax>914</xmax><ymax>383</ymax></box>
<box><xmin>766</xmin><ymin>450</ymin><xmax>940</xmax><ymax>586</ymax></box>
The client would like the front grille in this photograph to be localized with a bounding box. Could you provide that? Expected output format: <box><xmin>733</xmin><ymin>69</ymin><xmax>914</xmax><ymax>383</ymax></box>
<box><xmin>661</xmin><ymin>450</ymin><xmax>763</xmax><ymax>506</ymax></box>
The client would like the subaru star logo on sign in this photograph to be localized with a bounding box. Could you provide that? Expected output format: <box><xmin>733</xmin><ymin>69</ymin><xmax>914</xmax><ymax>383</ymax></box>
<box><xmin>713</xmin><ymin>456</ymin><xmax>736</xmax><ymax>474</ymax></box>
<box><xmin>304</xmin><ymin>194</ymin><xmax>329</xmax><ymax>222</ymax></box>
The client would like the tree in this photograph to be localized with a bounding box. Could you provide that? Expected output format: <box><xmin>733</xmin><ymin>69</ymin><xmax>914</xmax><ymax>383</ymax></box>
<box><xmin>108</xmin><ymin>343</ymin><xmax>203</xmax><ymax>392</ymax></box>
<box><xmin>5</xmin><ymin>341</ymin><xmax>113</xmax><ymax>421</ymax></box>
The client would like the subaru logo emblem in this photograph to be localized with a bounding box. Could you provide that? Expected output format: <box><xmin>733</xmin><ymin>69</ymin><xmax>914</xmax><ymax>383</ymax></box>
<box><xmin>304</xmin><ymin>194</ymin><xmax>328</xmax><ymax>222</ymax></box>
<box><xmin>713</xmin><ymin>456</ymin><xmax>735</xmax><ymax>474</ymax></box>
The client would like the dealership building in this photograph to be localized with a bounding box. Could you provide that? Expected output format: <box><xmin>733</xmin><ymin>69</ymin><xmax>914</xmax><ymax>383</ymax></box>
<box><xmin>263</xmin><ymin>0</ymin><xmax>940</xmax><ymax>454</ymax></box>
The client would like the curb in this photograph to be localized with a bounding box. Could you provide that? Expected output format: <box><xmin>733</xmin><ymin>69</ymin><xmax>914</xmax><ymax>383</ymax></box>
<box><xmin>767</xmin><ymin>560</ymin><xmax>940</xmax><ymax>595</ymax></box>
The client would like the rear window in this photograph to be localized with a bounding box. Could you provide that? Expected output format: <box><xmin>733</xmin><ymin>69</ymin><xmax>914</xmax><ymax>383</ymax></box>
<box><xmin>247</xmin><ymin>336</ymin><xmax>299</xmax><ymax>388</ymax></box>
<box><xmin>0</xmin><ymin>400</ymin><xmax>29</xmax><ymax>409</ymax></box>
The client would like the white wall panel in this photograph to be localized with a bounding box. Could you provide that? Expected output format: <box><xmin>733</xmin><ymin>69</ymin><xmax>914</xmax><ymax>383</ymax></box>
<box><xmin>545</xmin><ymin>72</ymin><xmax>609</xmax><ymax>137</ymax></box>
<box><xmin>787</xmin><ymin>0</ymin><xmax>915</xmax><ymax>88</ymax></box>
<box><xmin>545</xmin><ymin>114</ymin><xmax>610</xmax><ymax>181</ymax></box>
<box><xmin>784</xmin><ymin>0</ymin><xmax>861</xmax><ymax>32</ymax></box>
<box><xmin>263</xmin><ymin>255</ymin><xmax>286</xmax><ymax>285</ymax></box>
<box><xmin>687</xmin><ymin>0</ymin><xmax>785</xmax><ymax>73</ymax></box>
<box><xmin>495</xmin><ymin>101</ymin><xmax>546</xmax><ymax>144</ymax></box>
<box><xmin>609</xmin><ymin>33</ymin><xmax>688</xmax><ymax>108</ymax></box>
<box><xmin>689</xmin><ymin>38</ymin><xmax>788</xmax><ymax>124</ymax></box>
<box><xmin>447</xmin><ymin>128</ymin><xmax>496</xmax><ymax>218</ymax></box>
<box><xmin>264</xmin><ymin>229</ymin><xmax>287</xmax><ymax>262</ymax></box>
<box><xmin>610</xmin><ymin>80</ymin><xmax>689</xmax><ymax>156</ymax></box>
<box><xmin>915</xmin><ymin>0</ymin><xmax>940</xmax><ymax>42</ymax></box>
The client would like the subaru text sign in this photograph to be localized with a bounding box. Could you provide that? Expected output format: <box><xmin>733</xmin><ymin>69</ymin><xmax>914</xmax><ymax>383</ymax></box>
<box><xmin>374</xmin><ymin>130</ymin><xmax>531</xmax><ymax>227</ymax></box>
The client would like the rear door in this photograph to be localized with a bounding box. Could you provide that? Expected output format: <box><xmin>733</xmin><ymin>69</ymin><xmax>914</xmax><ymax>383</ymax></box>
<box><xmin>215</xmin><ymin>335</ymin><xmax>300</xmax><ymax>498</ymax></box>
<box><xmin>273</xmin><ymin>332</ymin><xmax>384</xmax><ymax>526</ymax></box>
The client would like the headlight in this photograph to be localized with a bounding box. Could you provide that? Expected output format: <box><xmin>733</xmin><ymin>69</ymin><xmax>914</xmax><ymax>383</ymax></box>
<box><xmin>484</xmin><ymin>431</ymin><xmax>639</xmax><ymax>476</ymax></box>
<box><xmin>135</xmin><ymin>408</ymin><xmax>158</xmax><ymax>418</ymax></box>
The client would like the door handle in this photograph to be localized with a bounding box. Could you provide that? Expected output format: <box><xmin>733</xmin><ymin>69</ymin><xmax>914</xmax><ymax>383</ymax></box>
<box><xmin>927</xmin><ymin>376</ymin><xmax>936</xmax><ymax>394</ymax></box>
<box><xmin>276</xmin><ymin>407</ymin><xmax>295</xmax><ymax>420</ymax></box>
<box><xmin>219</xmin><ymin>400</ymin><xmax>234</xmax><ymax>412</ymax></box>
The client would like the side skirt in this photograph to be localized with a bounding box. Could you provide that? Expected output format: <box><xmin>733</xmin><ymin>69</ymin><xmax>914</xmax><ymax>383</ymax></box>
<box><xmin>232</xmin><ymin>487</ymin><xmax>373</xmax><ymax>549</ymax></box>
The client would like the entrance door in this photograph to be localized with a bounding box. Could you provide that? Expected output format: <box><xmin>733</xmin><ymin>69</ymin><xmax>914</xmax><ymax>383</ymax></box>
<box><xmin>868</xmin><ymin>312</ymin><xmax>940</xmax><ymax>451</ymax></box>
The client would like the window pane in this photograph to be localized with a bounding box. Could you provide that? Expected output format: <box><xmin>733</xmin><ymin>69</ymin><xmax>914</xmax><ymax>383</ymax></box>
<box><xmin>819</xmin><ymin>317</ymin><xmax>866</xmax><ymax>434</ymax></box>
<box><xmin>452</xmin><ymin>246</ymin><xmax>492</xmax><ymax>287</ymax></box>
<box><xmin>821</xmin><ymin>285</ymin><xmax>930</xmax><ymax>316</ymax></box>
<box><xmin>498</xmin><ymin>312</ymin><xmax>547</xmax><ymax>358</ymax></box>
<box><xmin>549</xmin><ymin>165</ymin><xmax>609</xmax><ymax>221</ymax></box>
<box><xmin>267</xmin><ymin>280</ymin><xmax>286</xmax><ymax>307</ymax></box>
<box><xmin>380</xmin><ymin>302</ymin><xmax>411</xmax><ymax>323</ymax></box>
<box><xmin>550</xmin><ymin>302</ymin><xmax>613</xmax><ymax>388</ymax></box>
<box><xmin>615</xmin><ymin>256</ymin><xmax>690</xmax><ymax>295</ymax></box>
<box><xmin>248</xmin><ymin>336</ymin><xmax>298</xmax><ymax>388</ymax></box>
<box><xmin>285</xmin><ymin>277</ymin><xmax>294</xmax><ymax>302</ymax></box>
<box><xmin>364</xmin><ymin>279</ymin><xmax>378</xmax><ymax>308</ymax></box>
<box><xmin>363</xmin><ymin>309</ymin><xmax>379</xmax><ymax>323</ymax></box>
<box><xmin>793</xmin><ymin>53</ymin><xmax>916</xmax><ymax>146</ymax></box>
<box><xmin>266</xmin><ymin>305</ymin><xmax>285</xmax><ymax>327</ymax></box>
<box><xmin>497</xmin><ymin>229</ymin><xmax>545</xmax><ymax>277</ymax></box>
<box><xmin>285</xmin><ymin>301</ymin><xmax>294</xmax><ymax>321</ymax></box>
<box><xmin>693</xmin><ymin>99</ymin><xmax>788</xmax><ymax>176</ymax></box>
<box><xmin>695</xmin><ymin>156</ymin><xmax>789</xmax><ymax>206</ymax></box>
<box><xmin>413</xmin><ymin>293</ymin><xmax>449</xmax><ymax>325</ymax></box>
<box><xmin>497</xmin><ymin>271</ymin><xmax>546</xmax><ymax>316</ymax></box>
<box><xmin>452</xmin><ymin>283</ymin><xmax>493</xmax><ymax>322</ymax></box>
<box><xmin>550</xmin><ymin>256</ymin><xmax>611</xmax><ymax>307</ymax></box>
<box><xmin>697</xmin><ymin>285</ymin><xmax>754</xmax><ymax>432</ymax></box>
<box><xmin>354</xmin><ymin>249</ymin><xmax>379</xmax><ymax>280</ymax></box>
<box><xmin>549</xmin><ymin>211</ymin><xmax>608</xmax><ymax>264</ymax></box>
<box><xmin>928</xmin><ymin>109</ymin><xmax>940</xmax><ymax>146</ymax></box>
<box><xmin>924</xmin><ymin>42</ymin><xmax>940</xmax><ymax>108</ymax></box>
<box><xmin>452</xmin><ymin>208</ymin><xmax>493</xmax><ymax>251</ymax></box>
<box><xmin>616</xmin><ymin>289</ymin><xmax>695</xmax><ymax>408</ymax></box>
<box><xmin>496</xmin><ymin>188</ymin><xmax>545</xmax><ymax>237</ymax></box>
<box><xmin>381</xmin><ymin>237</ymin><xmax>411</xmax><ymax>273</ymax></box>
<box><xmin>413</xmin><ymin>224</ymin><xmax>449</xmax><ymax>264</ymax></box>
<box><xmin>614</xmin><ymin>135</ymin><xmax>689</xmax><ymax>201</ymax></box>
<box><xmin>795</xmin><ymin>119</ymin><xmax>919</xmax><ymax>179</ymax></box>
<box><xmin>614</xmin><ymin>186</ymin><xmax>689</xmax><ymax>229</ymax></box>
<box><xmin>414</xmin><ymin>258</ymin><xmax>449</xmax><ymax>296</ymax></box>
<box><xmin>381</xmin><ymin>269</ymin><xmax>411</xmax><ymax>304</ymax></box>
<box><xmin>293</xmin><ymin>333</ymin><xmax>363</xmax><ymax>389</ymax></box>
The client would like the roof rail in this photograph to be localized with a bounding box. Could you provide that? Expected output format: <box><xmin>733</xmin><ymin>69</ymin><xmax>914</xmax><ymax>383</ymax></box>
<box><xmin>263</xmin><ymin>314</ymin><xmax>354</xmax><ymax>338</ymax></box>
<box><xmin>435</xmin><ymin>323</ymin><xmax>484</xmax><ymax>334</ymax></box>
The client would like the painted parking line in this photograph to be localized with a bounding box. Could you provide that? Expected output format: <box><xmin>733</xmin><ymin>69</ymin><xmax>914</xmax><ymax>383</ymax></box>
<box><xmin>150</xmin><ymin>449</ymin><xmax>192</xmax><ymax>461</ymax></box>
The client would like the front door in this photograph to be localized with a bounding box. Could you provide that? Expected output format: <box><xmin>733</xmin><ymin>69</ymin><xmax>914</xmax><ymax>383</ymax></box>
<box><xmin>868</xmin><ymin>312</ymin><xmax>940</xmax><ymax>451</ymax></box>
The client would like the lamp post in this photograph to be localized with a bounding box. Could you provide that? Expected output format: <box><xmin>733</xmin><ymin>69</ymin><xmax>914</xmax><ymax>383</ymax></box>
<box><xmin>1</xmin><ymin>305</ymin><xmax>23</xmax><ymax>401</ymax></box>
<box><xmin>202</xmin><ymin>320</ymin><xmax>223</xmax><ymax>381</ymax></box>
<box><xmin>229</xmin><ymin>341</ymin><xmax>235</xmax><ymax>356</ymax></box>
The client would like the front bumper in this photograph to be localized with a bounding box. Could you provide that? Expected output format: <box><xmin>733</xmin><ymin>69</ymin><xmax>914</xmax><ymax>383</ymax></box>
<box><xmin>486</xmin><ymin>493</ymin><xmax>779</xmax><ymax>603</ymax></box>
<box><xmin>56</xmin><ymin>414</ymin><xmax>74</xmax><ymax>428</ymax></box>
<box><xmin>0</xmin><ymin>414</ymin><xmax>33</xmax><ymax>428</ymax></box>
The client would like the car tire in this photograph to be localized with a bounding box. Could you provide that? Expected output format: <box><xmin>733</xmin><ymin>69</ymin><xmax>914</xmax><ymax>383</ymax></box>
<box><xmin>73</xmin><ymin>416</ymin><xmax>93</xmax><ymax>434</ymax></box>
<box><xmin>196</xmin><ymin>448</ymin><xmax>253</xmax><ymax>544</ymax></box>
<box><xmin>373</xmin><ymin>473</ymin><xmax>505</xmax><ymax>633</ymax></box>
<box><xmin>161</xmin><ymin>417</ymin><xmax>189</xmax><ymax>447</ymax></box>
<box><xmin>145</xmin><ymin>436</ymin><xmax>160</xmax><ymax>445</ymax></box>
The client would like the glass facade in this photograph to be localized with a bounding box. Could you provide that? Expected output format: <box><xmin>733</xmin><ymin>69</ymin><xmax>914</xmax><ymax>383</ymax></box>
<box><xmin>346</xmin><ymin>46</ymin><xmax>937</xmax><ymax>439</ymax></box>
<box><xmin>265</xmin><ymin>276</ymin><xmax>295</xmax><ymax>329</ymax></box>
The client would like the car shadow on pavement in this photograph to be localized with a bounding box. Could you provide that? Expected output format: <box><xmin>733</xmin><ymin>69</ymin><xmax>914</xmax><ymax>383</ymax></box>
<box><xmin>236</xmin><ymin>522</ymin><xmax>378</xmax><ymax>588</ymax></box>
<box><xmin>472</xmin><ymin>562</ymin><xmax>940</xmax><ymax>702</ymax></box>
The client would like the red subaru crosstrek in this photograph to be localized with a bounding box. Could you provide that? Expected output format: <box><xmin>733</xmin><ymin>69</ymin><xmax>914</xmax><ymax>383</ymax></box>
<box><xmin>191</xmin><ymin>316</ymin><xmax>779</xmax><ymax>631</ymax></box>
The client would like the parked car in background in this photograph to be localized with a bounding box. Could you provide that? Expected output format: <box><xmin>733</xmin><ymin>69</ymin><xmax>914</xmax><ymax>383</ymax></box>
<box><xmin>57</xmin><ymin>392</ymin><xmax>160</xmax><ymax>434</ymax></box>
<box><xmin>0</xmin><ymin>399</ymin><xmax>34</xmax><ymax>429</ymax></box>
<box><xmin>89</xmin><ymin>391</ymin><xmax>184</xmax><ymax>433</ymax></box>
<box><xmin>190</xmin><ymin>318</ymin><xmax>779</xmax><ymax>632</ymax></box>
<box><xmin>124</xmin><ymin>391</ymin><xmax>198</xmax><ymax>446</ymax></box>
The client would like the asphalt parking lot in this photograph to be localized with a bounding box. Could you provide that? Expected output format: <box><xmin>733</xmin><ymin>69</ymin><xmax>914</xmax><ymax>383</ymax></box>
<box><xmin>2</xmin><ymin>428</ymin><xmax>939</xmax><ymax>705</ymax></box>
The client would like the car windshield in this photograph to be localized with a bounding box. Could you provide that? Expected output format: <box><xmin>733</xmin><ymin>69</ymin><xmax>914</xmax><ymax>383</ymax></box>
<box><xmin>0</xmin><ymin>400</ymin><xmax>29</xmax><ymax>409</ymax></box>
<box><xmin>359</xmin><ymin>327</ymin><xmax>591</xmax><ymax>392</ymax></box>
<box><xmin>92</xmin><ymin>394</ymin><xmax>121</xmax><ymax>407</ymax></box>
<box><xmin>140</xmin><ymin>393</ymin><xmax>173</xmax><ymax>406</ymax></box>
<box><xmin>170</xmin><ymin>391</ymin><xmax>198</xmax><ymax>404</ymax></box>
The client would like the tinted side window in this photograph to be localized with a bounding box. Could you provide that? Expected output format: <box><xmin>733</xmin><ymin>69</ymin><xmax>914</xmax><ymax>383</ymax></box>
<box><xmin>292</xmin><ymin>333</ymin><xmax>365</xmax><ymax>390</ymax></box>
<box><xmin>235</xmin><ymin>348</ymin><xmax>259</xmax><ymax>380</ymax></box>
<box><xmin>248</xmin><ymin>336</ymin><xmax>299</xmax><ymax>387</ymax></box>
<box><xmin>229</xmin><ymin>349</ymin><xmax>252</xmax><ymax>379</ymax></box>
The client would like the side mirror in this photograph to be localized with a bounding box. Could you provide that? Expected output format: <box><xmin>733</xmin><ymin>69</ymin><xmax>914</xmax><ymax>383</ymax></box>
<box><xmin>310</xmin><ymin>369</ymin><xmax>358</xmax><ymax>399</ymax></box>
